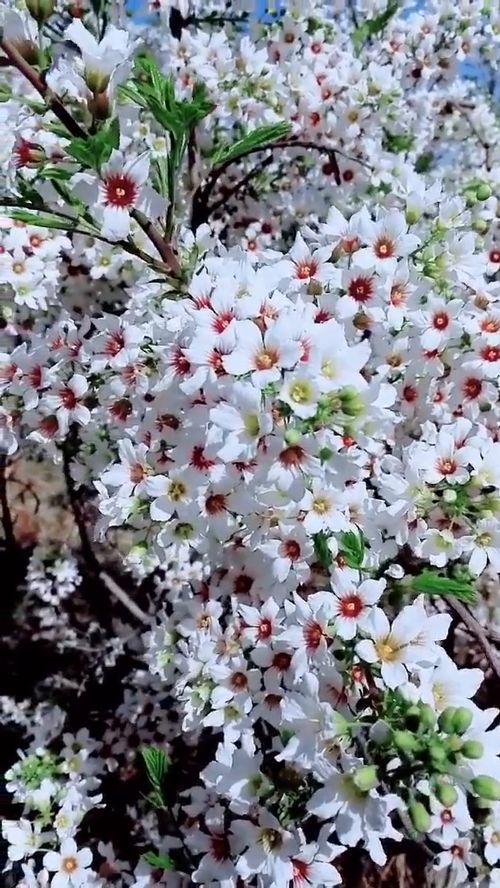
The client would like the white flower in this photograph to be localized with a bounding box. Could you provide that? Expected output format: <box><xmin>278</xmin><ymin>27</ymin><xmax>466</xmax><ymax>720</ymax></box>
<box><xmin>43</xmin><ymin>838</ymin><xmax>92</xmax><ymax>888</ymax></box>
<box><xmin>65</xmin><ymin>20</ymin><xmax>131</xmax><ymax>91</ymax></box>
<box><xmin>356</xmin><ymin>605</ymin><xmax>434</xmax><ymax>689</ymax></box>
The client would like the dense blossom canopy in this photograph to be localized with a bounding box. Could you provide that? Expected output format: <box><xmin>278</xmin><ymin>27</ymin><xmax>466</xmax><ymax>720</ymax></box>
<box><xmin>2</xmin><ymin>0</ymin><xmax>500</xmax><ymax>886</ymax></box>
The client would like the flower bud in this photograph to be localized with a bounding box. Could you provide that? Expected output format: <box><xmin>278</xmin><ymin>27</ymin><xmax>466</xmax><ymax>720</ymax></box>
<box><xmin>471</xmin><ymin>776</ymin><xmax>500</xmax><ymax>801</ymax></box>
<box><xmin>452</xmin><ymin>707</ymin><xmax>473</xmax><ymax>735</ymax></box>
<box><xmin>476</xmin><ymin>184</ymin><xmax>492</xmax><ymax>201</ymax></box>
<box><xmin>408</xmin><ymin>798</ymin><xmax>431</xmax><ymax>833</ymax></box>
<box><xmin>429</xmin><ymin>741</ymin><xmax>448</xmax><ymax>770</ymax></box>
<box><xmin>473</xmin><ymin>218</ymin><xmax>489</xmax><ymax>234</ymax></box>
<box><xmin>438</xmin><ymin>707</ymin><xmax>457</xmax><ymax>734</ymax></box>
<box><xmin>284</xmin><ymin>427</ymin><xmax>301</xmax><ymax>446</ymax></box>
<box><xmin>434</xmin><ymin>781</ymin><xmax>458</xmax><ymax>808</ymax></box>
<box><xmin>446</xmin><ymin>734</ymin><xmax>463</xmax><ymax>754</ymax></box>
<box><xmin>461</xmin><ymin>740</ymin><xmax>484</xmax><ymax>760</ymax></box>
<box><xmin>405</xmin><ymin>207</ymin><xmax>421</xmax><ymax>225</ymax></box>
<box><xmin>393</xmin><ymin>729</ymin><xmax>420</xmax><ymax>755</ymax></box>
<box><xmin>353</xmin><ymin>765</ymin><xmax>378</xmax><ymax>793</ymax></box>
<box><xmin>26</xmin><ymin>0</ymin><xmax>54</xmax><ymax>22</ymax></box>
<box><xmin>420</xmin><ymin>704</ymin><xmax>437</xmax><ymax>729</ymax></box>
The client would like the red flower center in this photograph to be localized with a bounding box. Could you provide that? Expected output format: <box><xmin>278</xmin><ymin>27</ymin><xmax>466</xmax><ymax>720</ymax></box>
<box><xmin>374</xmin><ymin>235</ymin><xmax>395</xmax><ymax>259</ymax></box>
<box><xmin>258</xmin><ymin>618</ymin><xmax>273</xmax><ymax>639</ymax></box>
<box><xmin>209</xmin><ymin>834</ymin><xmax>230</xmax><ymax>862</ymax></box>
<box><xmin>480</xmin><ymin>316</ymin><xmax>500</xmax><ymax>334</ymax></box>
<box><xmin>60</xmin><ymin>387</ymin><xmax>77</xmax><ymax>409</ymax></box>
<box><xmin>403</xmin><ymin>384</ymin><xmax>418</xmax><ymax>403</ymax></box>
<box><xmin>349</xmin><ymin>275</ymin><xmax>374</xmax><ymax>303</ymax></box>
<box><xmin>272</xmin><ymin>652</ymin><xmax>291</xmax><ymax>672</ymax></box>
<box><xmin>292</xmin><ymin>859</ymin><xmax>310</xmax><ymax>883</ymax></box>
<box><xmin>437</xmin><ymin>457</ymin><xmax>457</xmax><ymax>475</ymax></box>
<box><xmin>295</xmin><ymin>259</ymin><xmax>318</xmax><ymax>280</ymax></box>
<box><xmin>104</xmin><ymin>331</ymin><xmax>125</xmax><ymax>356</ymax></box>
<box><xmin>280</xmin><ymin>539</ymin><xmax>301</xmax><ymax>560</ymax></box>
<box><xmin>205</xmin><ymin>493</ymin><xmax>227</xmax><ymax>514</ymax></box>
<box><xmin>481</xmin><ymin>345</ymin><xmax>500</xmax><ymax>363</ymax></box>
<box><xmin>489</xmin><ymin>249</ymin><xmax>500</xmax><ymax>264</ymax></box>
<box><xmin>339</xmin><ymin>593</ymin><xmax>363</xmax><ymax>618</ymax></box>
<box><xmin>462</xmin><ymin>377</ymin><xmax>482</xmax><ymax>400</ymax></box>
<box><xmin>103</xmin><ymin>173</ymin><xmax>138</xmax><ymax>208</ymax></box>
<box><xmin>433</xmin><ymin>311</ymin><xmax>449</xmax><ymax>330</ymax></box>
<box><xmin>303</xmin><ymin>619</ymin><xmax>323</xmax><ymax>650</ymax></box>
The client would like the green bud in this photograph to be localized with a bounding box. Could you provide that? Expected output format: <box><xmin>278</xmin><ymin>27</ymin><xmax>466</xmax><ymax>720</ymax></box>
<box><xmin>429</xmin><ymin>741</ymin><xmax>448</xmax><ymax>770</ymax></box>
<box><xmin>473</xmin><ymin>218</ymin><xmax>489</xmax><ymax>234</ymax></box>
<box><xmin>434</xmin><ymin>781</ymin><xmax>458</xmax><ymax>808</ymax></box>
<box><xmin>461</xmin><ymin>740</ymin><xmax>484</xmax><ymax>760</ymax></box>
<box><xmin>352</xmin><ymin>765</ymin><xmax>378</xmax><ymax>793</ymax></box>
<box><xmin>408</xmin><ymin>798</ymin><xmax>431</xmax><ymax>833</ymax></box>
<box><xmin>438</xmin><ymin>707</ymin><xmax>457</xmax><ymax>735</ymax></box>
<box><xmin>393</xmin><ymin>729</ymin><xmax>420</xmax><ymax>755</ymax></box>
<box><xmin>420</xmin><ymin>704</ymin><xmax>437</xmax><ymax>730</ymax></box>
<box><xmin>446</xmin><ymin>734</ymin><xmax>463</xmax><ymax>754</ymax></box>
<box><xmin>452</xmin><ymin>707</ymin><xmax>473</xmax><ymax>735</ymax></box>
<box><xmin>471</xmin><ymin>776</ymin><xmax>500</xmax><ymax>801</ymax></box>
<box><xmin>476</xmin><ymin>184</ymin><xmax>492</xmax><ymax>201</ymax></box>
<box><xmin>405</xmin><ymin>207</ymin><xmax>421</xmax><ymax>225</ymax></box>
<box><xmin>26</xmin><ymin>0</ymin><xmax>54</xmax><ymax>22</ymax></box>
<box><xmin>284</xmin><ymin>427</ymin><xmax>301</xmax><ymax>446</ymax></box>
<box><xmin>464</xmin><ymin>188</ymin><xmax>477</xmax><ymax>207</ymax></box>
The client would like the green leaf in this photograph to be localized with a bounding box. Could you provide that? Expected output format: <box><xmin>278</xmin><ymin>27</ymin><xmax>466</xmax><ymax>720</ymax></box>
<box><xmin>211</xmin><ymin>122</ymin><xmax>291</xmax><ymax>167</ymax></box>
<box><xmin>411</xmin><ymin>570</ymin><xmax>477</xmax><ymax>604</ymax></box>
<box><xmin>339</xmin><ymin>530</ymin><xmax>365</xmax><ymax>569</ymax></box>
<box><xmin>7</xmin><ymin>209</ymin><xmax>73</xmax><ymax>230</ymax></box>
<box><xmin>313</xmin><ymin>531</ymin><xmax>332</xmax><ymax>570</ymax></box>
<box><xmin>142</xmin><ymin>851</ymin><xmax>173</xmax><ymax>870</ymax></box>
<box><xmin>141</xmin><ymin>746</ymin><xmax>170</xmax><ymax>791</ymax></box>
<box><xmin>67</xmin><ymin>118</ymin><xmax>120</xmax><ymax>171</ymax></box>
<box><xmin>415</xmin><ymin>152</ymin><xmax>433</xmax><ymax>173</ymax></box>
<box><xmin>383</xmin><ymin>129</ymin><xmax>414</xmax><ymax>154</ymax></box>
<box><xmin>352</xmin><ymin>1</ymin><xmax>400</xmax><ymax>52</ymax></box>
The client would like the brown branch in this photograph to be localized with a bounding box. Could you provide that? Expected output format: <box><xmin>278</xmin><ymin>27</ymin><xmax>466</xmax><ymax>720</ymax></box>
<box><xmin>444</xmin><ymin>595</ymin><xmax>500</xmax><ymax>679</ymax></box>
<box><xmin>0</xmin><ymin>456</ymin><xmax>16</xmax><ymax>552</ymax></box>
<box><xmin>62</xmin><ymin>437</ymin><xmax>148</xmax><ymax>625</ymax></box>
<box><xmin>191</xmin><ymin>138</ymin><xmax>370</xmax><ymax>229</ymax></box>
<box><xmin>0</xmin><ymin>38</ymin><xmax>87</xmax><ymax>139</ymax></box>
<box><xmin>0</xmin><ymin>38</ymin><xmax>181</xmax><ymax>275</ymax></box>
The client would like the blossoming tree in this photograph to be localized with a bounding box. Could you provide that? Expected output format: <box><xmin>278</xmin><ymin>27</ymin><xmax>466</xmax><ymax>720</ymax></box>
<box><xmin>1</xmin><ymin>0</ymin><xmax>500</xmax><ymax>886</ymax></box>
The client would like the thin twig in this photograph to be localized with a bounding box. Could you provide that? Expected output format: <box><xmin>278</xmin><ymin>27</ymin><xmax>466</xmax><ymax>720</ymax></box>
<box><xmin>443</xmin><ymin>595</ymin><xmax>500</xmax><ymax>679</ymax></box>
<box><xmin>191</xmin><ymin>137</ymin><xmax>371</xmax><ymax>228</ymax></box>
<box><xmin>100</xmin><ymin>571</ymin><xmax>149</xmax><ymax>624</ymax></box>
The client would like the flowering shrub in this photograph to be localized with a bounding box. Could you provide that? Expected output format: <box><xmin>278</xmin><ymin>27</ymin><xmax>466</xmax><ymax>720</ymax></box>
<box><xmin>2</xmin><ymin>0</ymin><xmax>500</xmax><ymax>886</ymax></box>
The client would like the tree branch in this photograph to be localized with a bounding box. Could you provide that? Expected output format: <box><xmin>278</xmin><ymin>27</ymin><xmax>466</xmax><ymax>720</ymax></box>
<box><xmin>191</xmin><ymin>138</ymin><xmax>369</xmax><ymax>228</ymax></box>
<box><xmin>444</xmin><ymin>595</ymin><xmax>500</xmax><ymax>679</ymax></box>
<box><xmin>0</xmin><ymin>456</ymin><xmax>16</xmax><ymax>553</ymax></box>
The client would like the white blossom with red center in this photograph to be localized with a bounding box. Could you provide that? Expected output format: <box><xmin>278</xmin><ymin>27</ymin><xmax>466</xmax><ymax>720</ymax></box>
<box><xmin>331</xmin><ymin>573</ymin><xmax>385</xmax><ymax>640</ymax></box>
<box><xmin>97</xmin><ymin>151</ymin><xmax>150</xmax><ymax>240</ymax></box>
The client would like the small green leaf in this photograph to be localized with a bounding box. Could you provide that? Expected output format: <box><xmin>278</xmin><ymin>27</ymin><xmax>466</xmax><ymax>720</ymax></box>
<box><xmin>211</xmin><ymin>122</ymin><xmax>291</xmax><ymax>167</ymax></box>
<box><xmin>141</xmin><ymin>746</ymin><xmax>170</xmax><ymax>791</ymax></box>
<box><xmin>383</xmin><ymin>129</ymin><xmax>414</xmax><ymax>154</ymax></box>
<box><xmin>67</xmin><ymin>118</ymin><xmax>120</xmax><ymax>171</ymax></box>
<box><xmin>7</xmin><ymin>209</ymin><xmax>72</xmax><ymax>230</ymax></box>
<box><xmin>352</xmin><ymin>1</ymin><xmax>400</xmax><ymax>52</ymax></box>
<box><xmin>411</xmin><ymin>570</ymin><xmax>477</xmax><ymax>604</ymax></box>
<box><xmin>142</xmin><ymin>851</ymin><xmax>173</xmax><ymax>870</ymax></box>
<box><xmin>313</xmin><ymin>531</ymin><xmax>332</xmax><ymax>570</ymax></box>
<box><xmin>415</xmin><ymin>152</ymin><xmax>433</xmax><ymax>173</ymax></box>
<box><xmin>339</xmin><ymin>530</ymin><xmax>365</xmax><ymax>569</ymax></box>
